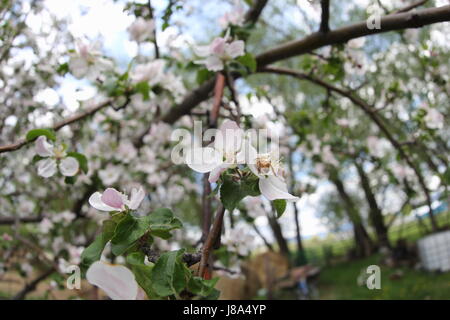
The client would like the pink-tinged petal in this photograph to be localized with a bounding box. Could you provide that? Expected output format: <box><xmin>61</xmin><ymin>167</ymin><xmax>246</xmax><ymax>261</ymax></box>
<box><xmin>37</xmin><ymin>158</ymin><xmax>57</xmax><ymax>178</ymax></box>
<box><xmin>185</xmin><ymin>147</ymin><xmax>223</xmax><ymax>173</ymax></box>
<box><xmin>135</xmin><ymin>288</ymin><xmax>146</xmax><ymax>300</ymax></box>
<box><xmin>128</xmin><ymin>187</ymin><xmax>145</xmax><ymax>210</ymax></box>
<box><xmin>88</xmin><ymin>192</ymin><xmax>117</xmax><ymax>212</ymax></box>
<box><xmin>101</xmin><ymin>188</ymin><xmax>124</xmax><ymax>209</ymax></box>
<box><xmin>210</xmin><ymin>37</ymin><xmax>226</xmax><ymax>55</ymax></box>
<box><xmin>86</xmin><ymin>261</ymin><xmax>139</xmax><ymax>300</ymax></box>
<box><xmin>59</xmin><ymin>157</ymin><xmax>79</xmax><ymax>176</ymax></box>
<box><xmin>35</xmin><ymin>136</ymin><xmax>54</xmax><ymax>157</ymax></box>
<box><xmin>259</xmin><ymin>176</ymin><xmax>299</xmax><ymax>201</ymax></box>
<box><xmin>208</xmin><ymin>164</ymin><xmax>230</xmax><ymax>183</ymax></box>
<box><xmin>205</xmin><ymin>56</ymin><xmax>224</xmax><ymax>72</ymax></box>
<box><xmin>226</xmin><ymin>40</ymin><xmax>245</xmax><ymax>58</ymax></box>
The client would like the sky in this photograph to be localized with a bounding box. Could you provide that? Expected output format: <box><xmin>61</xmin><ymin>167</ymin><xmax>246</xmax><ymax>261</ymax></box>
<box><xmin>33</xmin><ymin>0</ymin><xmax>336</xmax><ymax>239</ymax></box>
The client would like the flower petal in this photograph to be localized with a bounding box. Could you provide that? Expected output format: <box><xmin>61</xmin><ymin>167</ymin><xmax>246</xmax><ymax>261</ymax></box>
<box><xmin>101</xmin><ymin>188</ymin><xmax>124</xmax><ymax>209</ymax></box>
<box><xmin>37</xmin><ymin>158</ymin><xmax>57</xmax><ymax>178</ymax></box>
<box><xmin>214</xmin><ymin>120</ymin><xmax>243</xmax><ymax>155</ymax></box>
<box><xmin>86</xmin><ymin>261</ymin><xmax>139</xmax><ymax>300</ymax></box>
<box><xmin>59</xmin><ymin>157</ymin><xmax>79</xmax><ymax>176</ymax></box>
<box><xmin>259</xmin><ymin>176</ymin><xmax>299</xmax><ymax>201</ymax></box>
<box><xmin>185</xmin><ymin>147</ymin><xmax>223</xmax><ymax>173</ymax></box>
<box><xmin>35</xmin><ymin>136</ymin><xmax>54</xmax><ymax>157</ymax></box>
<box><xmin>194</xmin><ymin>44</ymin><xmax>211</xmax><ymax>57</ymax></box>
<box><xmin>226</xmin><ymin>40</ymin><xmax>245</xmax><ymax>58</ymax></box>
<box><xmin>128</xmin><ymin>187</ymin><xmax>145</xmax><ymax>210</ymax></box>
<box><xmin>88</xmin><ymin>192</ymin><xmax>117</xmax><ymax>212</ymax></box>
<box><xmin>205</xmin><ymin>56</ymin><xmax>224</xmax><ymax>72</ymax></box>
<box><xmin>208</xmin><ymin>164</ymin><xmax>230</xmax><ymax>183</ymax></box>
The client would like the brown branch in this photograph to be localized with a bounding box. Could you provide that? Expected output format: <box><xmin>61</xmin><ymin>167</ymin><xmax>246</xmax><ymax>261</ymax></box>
<box><xmin>394</xmin><ymin>0</ymin><xmax>429</xmax><ymax>14</ymax></box>
<box><xmin>147</xmin><ymin>0</ymin><xmax>160</xmax><ymax>58</ymax></box>
<box><xmin>12</xmin><ymin>268</ymin><xmax>54</xmax><ymax>300</ymax></box>
<box><xmin>0</xmin><ymin>98</ymin><xmax>113</xmax><ymax>154</ymax></box>
<box><xmin>257</xmin><ymin>5</ymin><xmax>450</xmax><ymax>65</ymax></box>
<box><xmin>160</xmin><ymin>5</ymin><xmax>450</xmax><ymax>125</ymax></box>
<box><xmin>244</xmin><ymin>0</ymin><xmax>269</xmax><ymax>25</ymax></box>
<box><xmin>319</xmin><ymin>0</ymin><xmax>330</xmax><ymax>32</ymax></box>
<box><xmin>198</xmin><ymin>204</ymin><xmax>225</xmax><ymax>279</ymax></box>
<box><xmin>0</xmin><ymin>216</ymin><xmax>43</xmax><ymax>225</ymax></box>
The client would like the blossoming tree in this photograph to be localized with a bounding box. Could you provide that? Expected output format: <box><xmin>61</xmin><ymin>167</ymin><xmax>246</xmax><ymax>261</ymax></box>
<box><xmin>0</xmin><ymin>0</ymin><xmax>449</xmax><ymax>300</ymax></box>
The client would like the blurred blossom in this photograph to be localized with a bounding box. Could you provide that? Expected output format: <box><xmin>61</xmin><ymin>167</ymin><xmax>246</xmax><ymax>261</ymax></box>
<box><xmin>127</xmin><ymin>17</ymin><xmax>155</xmax><ymax>43</ymax></box>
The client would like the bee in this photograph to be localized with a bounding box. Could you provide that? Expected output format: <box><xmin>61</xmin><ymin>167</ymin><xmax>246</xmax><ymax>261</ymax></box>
<box><xmin>256</xmin><ymin>156</ymin><xmax>277</xmax><ymax>176</ymax></box>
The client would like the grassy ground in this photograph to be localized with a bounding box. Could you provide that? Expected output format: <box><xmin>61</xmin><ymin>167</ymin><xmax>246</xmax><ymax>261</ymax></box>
<box><xmin>304</xmin><ymin>212</ymin><xmax>450</xmax><ymax>299</ymax></box>
<box><xmin>318</xmin><ymin>254</ymin><xmax>450</xmax><ymax>299</ymax></box>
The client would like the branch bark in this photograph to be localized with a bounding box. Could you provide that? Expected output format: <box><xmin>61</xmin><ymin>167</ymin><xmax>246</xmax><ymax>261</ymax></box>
<box><xmin>198</xmin><ymin>205</ymin><xmax>225</xmax><ymax>279</ymax></box>
<box><xmin>319</xmin><ymin>0</ymin><xmax>330</xmax><ymax>32</ymax></box>
<box><xmin>160</xmin><ymin>5</ymin><xmax>450</xmax><ymax>125</ymax></box>
<box><xmin>0</xmin><ymin>98</ymin><xmax>113</xmax><ymax>154</ymax></box>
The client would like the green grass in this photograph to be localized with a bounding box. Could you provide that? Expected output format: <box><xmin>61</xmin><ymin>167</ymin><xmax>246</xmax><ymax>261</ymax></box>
<box><xmin>318</xmin><ymin>254</ymin><xmax>450</xmax><ymax>299</ymax></box>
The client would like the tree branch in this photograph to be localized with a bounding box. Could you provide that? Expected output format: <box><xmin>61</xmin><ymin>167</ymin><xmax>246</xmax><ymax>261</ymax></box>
<box><xmin>319</xmin><ymin>0</ymin><xmax>330</xmax><ymax>32</ymax></box>
<box><xmin>160</xmin><ymin>5</ymin><xmax>450</xmax><ymax>125</ymax></box>
<box><xmin>198</xmin><ymin>204</ymin><xmax>225</xmax><ymax>279</ymax></box>
<box><xmin>12</xmin><ymin>268</ymin><xmax>54</xmax><ymax>300</ymax></box>
<box><xmin>244</xmin><ymin>0</ymin><xmax>269</xmax><ymax>25</ymax></box>
<box><xmin>256</xmin><ymin>5</ymin><xmax>450</xmax><ymax>65</ymax></box>
<box><xmin>0</xmin><ymin>98</ymin><xmax>113</xmax><ymax>154</ymax></box>
<box><xmin>147</xmin><ymin>0</ymin><xmax>160</xmax><ymax>58</ymax></box>
<box><xmin>394</xmin><ymin>0</ymin><xmax>429</xmax><ymax>14</ymax></box>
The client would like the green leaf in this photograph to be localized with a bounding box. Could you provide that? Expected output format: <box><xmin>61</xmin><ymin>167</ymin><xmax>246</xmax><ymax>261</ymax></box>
<box><xmin>237</xmin><ymin>53</ymin><xmax>257</xmax><ymax>72</ymax></box>
<box><xmin>220</xmin><ymin>175</ymin><xmax>261</xmax><ymax>212</ymax></box>
<box><xmin>64</xmin><ymin>176</ymin><xmax>76</xmax><ymax>185</ymax></box>
<box><xmin>134</xmin><ymin>81</ymin><xmax>151</xmax><ymax>100</ymax></box>
<box><xmin>80</xmin><ymin>220</ymin><xmax>116</xmax><ymax>269</ymax></box>
<box><xmin>26</xmin><ymin>128</ymin><xmax>56</xmax><ymax>142</ymax></box>
<box><xmin>66</xmin><ymin>152</ymin><xmax>89</xmax><ymax>174</ymax></box>
<box><xmin>56</xmin><ymin>62</ymin><xmax>69</xmax><ymax>75</ymax></box>
<box><xmin>151</xmin><ymin>249</ymin><xmax>189</xmax><ymax>297</ymax></box>
<box><xmin>110</xmin><ymin>213</ymin><xmax>151</xmax><ymax>256</ymax></box>
<box><xmin>273</xmin><ymin>199</ymin><xmax>287</xmax><ymax>218</ymax></box>
<box><xmin>148</xmin><ymin>208</ymin><xmax>183</xmax><ymax>238</ymax></box>
<box><xmin>187</xmin><ymin>276</ymin><xmax>220</xmax><ymax>299</ymax></box>
<box><xmin>127</xmin><ymin>252</ymin><xmax>160</xmax><ymax>299</ymax></box>
<box><xmin>196</xmin><ymin>68</ymin><xmax>214</xmax><ymax>85</ymax></box>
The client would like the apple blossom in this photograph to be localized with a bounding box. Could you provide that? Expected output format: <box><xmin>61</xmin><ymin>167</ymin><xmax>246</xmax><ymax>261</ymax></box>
<box><xmin>218</xmin><ymin>1</ymin><xmax>246</xmax><ymax>28</ymax></box>
<box><xmin>98</xmin><ymin>164</ymin><xmax>121</xmax><ymax>185</ymax></box>
<box><xmin>185</xmin><ymin>120</ymin><xmax>246</xmax><ymax>183</ymax></box>
<box><xmin>194</xmin><ymin>31</ymin><xmax>245</xmax><ymax>71</ymax></box>
<box><xmin>131</xmin><ymin>59</ymin><xmax>165</xmax><ymax>86</ymax></box>
<box><xmin>127</xmin><ymin>17</ymin><xmax>155</xmax><ymax>43</ymax></box>
<box><xmin>88</xmin><ymin>187</ymin><xmax>145</xmax><ymax>213</ymax></box>
<box><xmin>34</xmin><ymin>136</ymin><xmax>79</xmax><ymax>178</ymax></box>
<box><xmin>68</xmin><ymin>39</ymin><xmax>113</xmax><ymax>80</ymax></box>
<box><xmin>86</xmin><ymin>261</ymin><xmax>144</xmax><ymax>300</ymax></box>
<box><xmin>424</xmin><ymin>107</ymin><xmax>444</xmax><ymax>130</ymax></box>
<box><xmin>2</xmin><ymin>233</ymin><xmax>12</xmax><ymax>241</ymax></box>
<box><xmin>248</xmin><ymin>149</ymin><xmax>299</xmax><ymax>202</ymax></box>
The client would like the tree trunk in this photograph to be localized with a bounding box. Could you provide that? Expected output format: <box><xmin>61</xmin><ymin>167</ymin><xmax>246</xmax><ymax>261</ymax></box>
<box><xmin>355</xmin><ymin>161</ymin><xmax>390</xmax><ymax>249</ymax></box>
<box><xmin>288</xmin><ymin>150</ymin><xmax>307</xmax><ymax>266</ymax></box>
<box><xmin>267</xmin><ymin>212</ymin><xmax>291</xmax><ymax>260</ymax></box>
<box><xmin>331</xmin><ymin>172</ymin><xmax>374</xmax><ymax>258</ymax></box>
